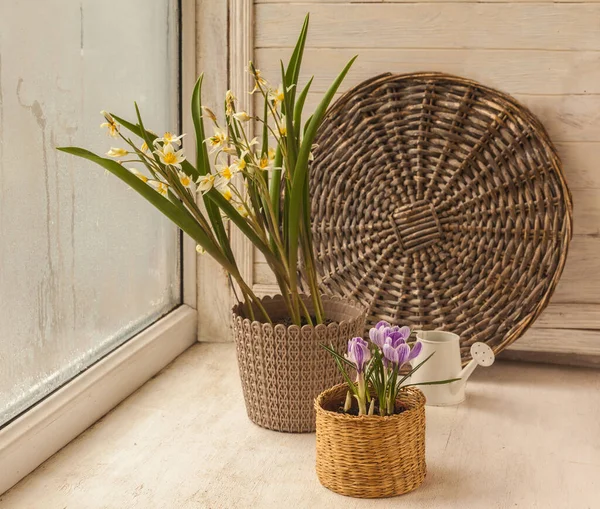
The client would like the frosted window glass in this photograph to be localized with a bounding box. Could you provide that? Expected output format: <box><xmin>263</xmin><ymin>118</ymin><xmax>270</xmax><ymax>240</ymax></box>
<box><xmin>0</xmin><ymin>0</ymin><xmax>181</xmax><ymax>426</ymax></box>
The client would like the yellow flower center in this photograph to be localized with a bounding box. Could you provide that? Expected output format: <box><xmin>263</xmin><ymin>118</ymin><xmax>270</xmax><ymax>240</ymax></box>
<box><xmin>259</xmin><ymin>156</ymin><xmax>269</xmax><ymax>169</ymax></box>
<box><xmin>222</xmin><ymin>189</ymin><xmax>232</xmax><ymax>201</ymax></box>
<box><xmin>163</xmin><ymin>132</ymin><xmax>174</xmax><ymax>142</ymax></box>
<box><xmin>180</xmin><ymin>174</ymin><xmax>191</xmax><ymax>186</ymax></box>
<box><xmin>236</xmin><ymin>159</ymin><xmax>246</xmax><ymax>170</ymax></box>
<box><xmin>163</xmin><ymin>152</ymin><xmax>177</xmax><ymax>164</ymax></box>
<box><xmin>221</xmin><ymin>167</ymin><xmax>232</xmax><ymax>180</ymax></box>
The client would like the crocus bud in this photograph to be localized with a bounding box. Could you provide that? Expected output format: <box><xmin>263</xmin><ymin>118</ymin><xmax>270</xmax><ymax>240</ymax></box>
<box><xmin>344</xmin><ymin>391</ymin><xmax>352</xmax><ymax>412</ymax></box>
<box><xmin>368</xmin><ymin>399</ymin><xmax>375</xmax><ymax>416</ymax></box>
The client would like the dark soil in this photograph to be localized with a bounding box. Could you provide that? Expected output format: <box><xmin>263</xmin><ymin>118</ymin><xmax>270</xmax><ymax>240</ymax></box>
<box><xmin>337</xmin><ymin>401</ymin><xmax>406</xmax><ymax>416</ymax></box>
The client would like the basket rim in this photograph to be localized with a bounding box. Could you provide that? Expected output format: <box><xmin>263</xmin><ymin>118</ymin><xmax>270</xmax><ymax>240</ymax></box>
<box><xmin>315</xmin><ymin>383</ymin><xmax>426</xmax><ymax>423</ymax></box>
<box><xmin>232</xmin><ymin>294</ymin><xmax>367</xmax><ymax>333</ymax></box>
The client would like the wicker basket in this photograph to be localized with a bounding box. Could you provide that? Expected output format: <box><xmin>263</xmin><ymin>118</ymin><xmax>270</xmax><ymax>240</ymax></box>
<box><xmin>315</xmin><ymin>384</ymin><xmax>426</xmax><ymax>498</ymax></box>
<box><xmin>310</xmin><ymin>72</ymin><xmax>573</xmax><ymax>364</ymax></box>
<box><xmin>232</xmin><ymin>295</ymin><xmax>366</xmax><ymax>433</ymax></box>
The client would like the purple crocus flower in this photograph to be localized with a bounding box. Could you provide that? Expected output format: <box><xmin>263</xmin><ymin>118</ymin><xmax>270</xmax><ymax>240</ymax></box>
<box><xmin>382</xmin><ymin>339</ymin><xmax>422</xmax><ymax>367</ymax></box>
<box><xmin>368</xmin><ymin>320</ymin><xmax>391</xmax><ymax>349</ymax></box>
<box><xmin>345</xmin><ymin>337</ymin><xmax>371</xmax><ymax>373</ymax></box>
<box><xmin>369</xmin><ymin>322</ymin><xmax>411</xmax><ymax>349</ymax></box>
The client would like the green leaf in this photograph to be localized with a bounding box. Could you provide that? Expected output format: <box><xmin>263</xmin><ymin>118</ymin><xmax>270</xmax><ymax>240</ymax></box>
<box><xmin>286</xmin><ymin>56</ymin><xmax>357</xmax><ymax>296</ymax></box>
<box><xmin>401</xmin><ymin>379</ymin><xmax>461</xmax><ymax>388</ymax></box>
<box><xmin>56</xmin><ymin>147</ymin><xmax>232</xmax><ymax>270</ymax></box>
<box><xmin>293</xmin><ymin>77</ymin><xmax>313</xmax><ymax>138</ymax></box>
<box><xmin>284</xmin><ymin>13</ymin><xmax>310</xmax><ymax>108</ymax></box>
<box><xmin>191</xmin><ymin>75</ymin><xmax>237</xmax><ymax>264</ymax></box>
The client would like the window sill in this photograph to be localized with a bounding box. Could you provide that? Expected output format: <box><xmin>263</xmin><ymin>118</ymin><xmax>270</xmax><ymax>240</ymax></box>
<box><xmin>0</xmin><ymin>305</ymin><xmax>197</xmax><ymax>495</ymax></box>
<box><xmin>1</xmin><ymin>342</ymin><xmax>598</xmax><ymax>508</ymax></box>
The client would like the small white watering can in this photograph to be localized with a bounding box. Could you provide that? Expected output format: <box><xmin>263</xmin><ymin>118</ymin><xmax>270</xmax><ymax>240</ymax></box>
<box><xmin>410</xmin><ymin>330</ymin><xmax>495</xmax><ymax>406</ymax></box>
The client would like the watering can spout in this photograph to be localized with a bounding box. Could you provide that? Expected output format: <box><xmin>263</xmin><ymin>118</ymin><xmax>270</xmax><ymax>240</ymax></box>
<box><xmin>461</xmin><ymin>342</ymin><xmax>496</xmax><ymax>381</ymax></box>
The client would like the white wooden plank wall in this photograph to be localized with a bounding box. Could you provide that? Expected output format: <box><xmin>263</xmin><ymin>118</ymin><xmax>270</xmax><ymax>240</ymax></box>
<box><xmin>250</xmin><ymin>1</ymin><xmax>600</xmax><ymax>365</ymax></box>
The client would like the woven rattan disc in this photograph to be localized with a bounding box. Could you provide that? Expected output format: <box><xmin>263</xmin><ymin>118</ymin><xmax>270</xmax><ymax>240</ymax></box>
<box><xmin>309</xmin><ymin>73</ymin><xmax>573</xmax><ymax>363</ymax></box>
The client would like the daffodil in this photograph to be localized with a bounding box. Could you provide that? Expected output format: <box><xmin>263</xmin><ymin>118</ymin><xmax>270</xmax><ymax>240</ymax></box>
<box><xmin>205</xmin><ymin>128</ymin><xmax>228</xmax><ymax>153</ymax></box>
<box><xmin>157</xmin><ymin>132</ymin><xmax>185</xmax><ymax>147</ymax></box>
<box><xmin>128</xmin><ymin>168</ymin><xmax>148</xmax><ymax>182</ymax></box>
<box><xmin>148</xmin><ymin>180</ymin><xmax>168</xmax><ymax>197</ymax></box>
<box><xmin>233</xmin><ymin>111</ymin><xmax>251</xmax><ymax>122</ymax></box>
<box><xmin>235</xmin><ymin>203</ymin><xmax>249</xmax><ymax>218</ymax></box>
<box><xmin>258</xmin><ymin>155</ymin><xmax>270</xmax><ymax>171</ymax></box>
<box><xmin>217</xmin><ymin>164</ymin><xmax>235</xmax><ymax>182</ymax></box>
<box><xmin>196</xmin><ymin>174</ymin><xmax>215</xmax><ymax>194</ymax></box>
<box><xmin>278</xmin><ymin>120</ymin><xmax>287</xmax><ymax>137</ymax></box>
<box><xmin>195</xmin><ymin>244</ymin><xmax>206</xmax><ymax>255</ymax></box>
<box><xmin>202</xmin><ymin>106</ymin><xmax>217</xmax><ymax>122</ymax></box>
<box><xmin>270</xmin><ymin>84</ymin><xmax>285</xmax><ymax>107</ymax></box>
<box><xmin>100</xmin><ymin>118</ymin><xmax>119</xmax><ymax>137</ymax></box>
<box><xmin>225</xmin><ymin>90</ymin><xmax>236</xmax><ymax>116</ymax></box>
<box><xmin>106</xmin><ymin>147</ymin><xmax>128</xmax><ymax>158</ymax></box>
<box><xmin>249</xmin><ymin>65</ymin><xmax>268</xmax><ymax>94</ymax></box>
<box><xmin>154</xmin><ymin>144</ymin><xmax>185</xmax><ymax>169</ymax></box>
<box><xmin>220</xmin><ymin>187</ymin><xmax>233</xmax><ymax>201</ymax></box>
<box><xmin>234</xmin><ymin>158</ymin><xmax>246</xmax><ymax>171</ymax></box>
<box><xmin>178</xmin><ymin>171</ymin><xmax>192</xmax><ymax>188</ymax></box>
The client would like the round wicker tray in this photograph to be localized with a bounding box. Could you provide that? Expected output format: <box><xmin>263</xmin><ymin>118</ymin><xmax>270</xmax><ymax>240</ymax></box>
<box><xmin>309</xmin><ymin>72</ymin><xmax>573</xmax><ymax>364</ymax></box>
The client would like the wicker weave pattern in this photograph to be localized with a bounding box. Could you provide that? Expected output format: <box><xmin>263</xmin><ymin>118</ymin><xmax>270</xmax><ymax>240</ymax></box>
<box><xmin>310</xmin><ymin>73</ymin><xmax>573</xmax><ymax>363</ymax></box>
<box><xmin>232</xmin><ymin>295</ymin><xmax>366</xmax><ymax>433</ymax></box>
<box><xmin>315</xmin><ymin>384</ymin><xmax>426</xmax><ymax>498</ymax></box>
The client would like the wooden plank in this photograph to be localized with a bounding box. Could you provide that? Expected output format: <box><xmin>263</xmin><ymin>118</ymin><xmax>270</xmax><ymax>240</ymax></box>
<box><xmin>256</xmin><ymin>236</ymin><xmax>600</xmax><ymax>303</ymax></box>
<box><xmin>296</xmin><ymin>92</ymin><xmax>600</xmax><ymax>143</ymax></box>
<box><xmin>556</xmin><ymin>142</ymin><xmax>600</xmax><ymax>190</ymax></box>
<box><xmin>503</xmin><ymin>328</ymin><xmax>600</xmax><ymax>368</ymax></box>
<box><xmin>256</xmin><ymin>3</ymin><xmax>600</xmax><ymax>50</ymax></box>
<box><xmin>257</xmin><ymin>0</ymin><xmax>600</xmax><ymax>3</ymax></box>
<box><xmin>195</xmin><ymin>0</ymin><xmax>233</xmax><ymax>342</ymax></box>
<box><xmin>534</xmin><ymin>304</ymin><xmax>600</xmax><ymax>330</ymax></box>
<box><xmin>257</xmin><ymin>48</ymin><xmax>600</xmax><ymax>95</ymax></box>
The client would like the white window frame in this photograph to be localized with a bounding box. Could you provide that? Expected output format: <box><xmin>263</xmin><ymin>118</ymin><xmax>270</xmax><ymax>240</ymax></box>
<box><xmin>0</xmin><ymin>0</ymin><xmax>198</xmax><ymax>494</ymax></box>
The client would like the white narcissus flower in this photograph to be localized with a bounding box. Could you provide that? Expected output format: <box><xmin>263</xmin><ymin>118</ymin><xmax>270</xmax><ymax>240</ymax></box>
<box><xmin>268</xmin><ymin>148</ymin><xmax>276</xmax><ymax>161</ymax></box>
<box><xmin>233</xmin><ymin>111</ymin><xmax>251</xmax><ymax>122</ymax></box>
<box><xmin>178</xmin><ymin>171</ymin><xmax>192</xmax><ymax>188</ymax></box>
<box><xmin>141</xmin><ymin>141</ymin><xmax>149</xmax><ymax>153</ymax></box>
<box><xmin>249</xmin><ymin>65</ymin><xmax>267</xmax><ymax>94</ymax></box>
<box><xmin>205</xmin><ymin>128</ymin><xmax>228</xmax><ymax>153</ymax></box>
<box><xmin>100</xmin><ymin>119</ymin><xmax>119</xmax><ymax>137</ymax></box>
<box><xmin>148</xmin><ymin>180</ymin><xmax>168</xmax><ymax>197</ymax></box>
<box><xmin>157</xmin><ymin>132</ymin><xmax>185</xmax><ymax>147</ymax></box>
<box><xmin>196</xmin><ymin>174</ymin><xmax>215</xmax><ymax>194</ymax></box>
<box><xmin>235</xmin><ymin>203</ymin><xmax>249</xmax><ymax>218</ymax></box>
<box><xmin>270</xmin><ymin>84</ymin><xmax>285</xmax><ymax>107</ymax></box>
<box><xmin>106</xmin><ymin>147</ymin><xmax>128</xmax><ymax>157</ymax></box>
<box><xmin>154</xmin><ymin>143</ymin><xmax>185</xmax><ymax>169</ymax></box>
<box><xmin>258</xmin><ymin>155</ymin><xmax>270</xmax><ymax>171</ymax></box>
<box><xmin>234</xmin><ymin>158</ymin><xmax>246</xmax><ymax>171</ymax></box>
<box><xmin>220</xmin><ymin>187</ymin><xmax>233</xmax><ymax>201</ymax></box>
<box><xmin>128</xmin><ymin>168</ymin><xmax>148</xmax><ymax>183</ymax></box>
<box><xmin>196</xmin><ymin>244</ymin><xmax>206</xmax><ymax>255</ymax></box>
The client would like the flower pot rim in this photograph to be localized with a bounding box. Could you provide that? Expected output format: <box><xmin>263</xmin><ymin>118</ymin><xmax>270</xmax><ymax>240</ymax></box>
<box><xmin>315</xmin><ymin>383</ymin><xmax>426</xmax><ymax>422</ymax></box>
<box><xmin>232</xmin><ymin>294</ymin><xmax>366</xmax><ymax>332</ymax></box>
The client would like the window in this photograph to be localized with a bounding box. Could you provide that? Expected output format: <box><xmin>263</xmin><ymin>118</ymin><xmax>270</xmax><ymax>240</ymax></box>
<box><xmin>0</xmin><ymin>0</ymin><xmax>182</xmax><ymax>427</ymax></box>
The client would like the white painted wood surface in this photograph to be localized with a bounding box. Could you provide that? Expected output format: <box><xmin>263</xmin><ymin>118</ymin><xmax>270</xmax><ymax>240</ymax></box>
<box><xmin>0</xmin><ymin>306</ymin><xmax>197</xmax><ymax>496</ymax></box>
<box><xmin>1</xmin><ymin>343</ymin><xmax>598</xmax><ymax>508</ymax></box>
<box><xmin>195</xmin><ymin>0</ymin><xmax>234</xmax><ymax>342</ymax></box>
<box><xmin>244</xmin><ymin>0</ymin><xmax>600</xmax><ymax>365</ymax></box>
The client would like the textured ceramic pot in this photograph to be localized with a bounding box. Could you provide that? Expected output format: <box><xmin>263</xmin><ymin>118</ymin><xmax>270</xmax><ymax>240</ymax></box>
<box><xmin>232</xmin><ymin>295</ymin><xmax>366</xmax><ymax>433</ymax></box>
<box><xmin>315</xmin><ymin>384</ymin><xmax>426</xmax><ymax>498</ymax></box>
